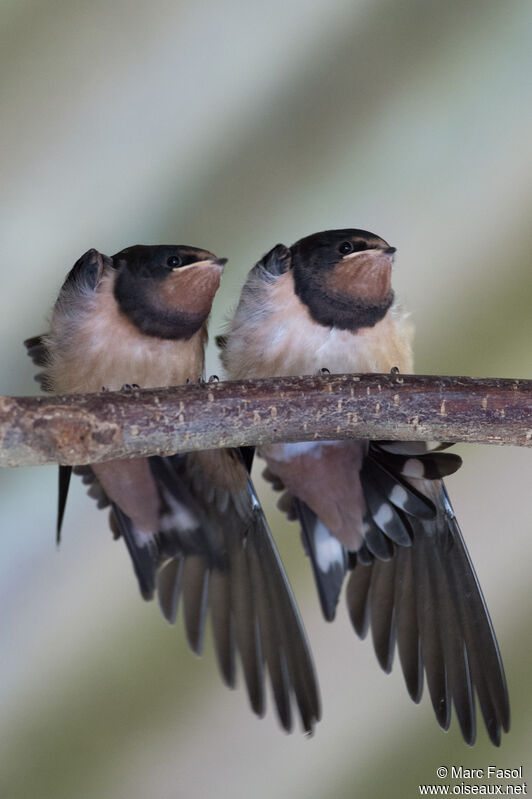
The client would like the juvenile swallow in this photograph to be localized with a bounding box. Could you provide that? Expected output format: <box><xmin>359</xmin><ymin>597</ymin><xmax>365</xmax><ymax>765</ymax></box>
<box><xmin>25</xmin><ymin>245</ymin><xmax>320</xmax><ymax>733</ymax></box>
<box><xmin>220</xmin><ymin>228</ymin><xmax>510</xmax><ymax>745</ymax></box>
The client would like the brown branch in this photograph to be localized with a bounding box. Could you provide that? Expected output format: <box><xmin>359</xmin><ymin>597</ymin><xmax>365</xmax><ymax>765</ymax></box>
<box><xmin>0</xmin><ymin>374</ymin><xmax>530</xmax><ymax>468</ymax></box>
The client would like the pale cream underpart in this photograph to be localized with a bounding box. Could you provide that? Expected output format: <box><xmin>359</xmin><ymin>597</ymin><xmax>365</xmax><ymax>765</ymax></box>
<box><xmin>222</xmin><ymin>270</ymin><xmax>414</xmax><ymax>380</ymax></box>
<box><xmin>45</xmin><ymin>272</ymin><xmax>206</xmax><ymax>394</ymax></box>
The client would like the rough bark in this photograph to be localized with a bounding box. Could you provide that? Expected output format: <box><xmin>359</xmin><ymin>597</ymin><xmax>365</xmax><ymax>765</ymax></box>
<box><xmin>0</xmin><ymin>373</ymin><xmax>530</xmax><ymax>468</ymax></box>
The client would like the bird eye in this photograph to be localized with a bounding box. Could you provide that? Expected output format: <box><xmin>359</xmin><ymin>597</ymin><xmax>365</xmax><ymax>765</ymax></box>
<box><xmin>339</xmin><ymin>240</ymin><xmax>368</xmax><ymax>255</ymax></box>
<box><xmin>167</xmin><ymin>255</ymin><xmax>182</xmax><ymax>268</ymax></box>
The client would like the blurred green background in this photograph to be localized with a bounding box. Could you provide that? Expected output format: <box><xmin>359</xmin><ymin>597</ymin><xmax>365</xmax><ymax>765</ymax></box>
<box><xmin>1</xmin><ymin>1</ymin><xmax>531</xmax><ymax>797</ymax></box>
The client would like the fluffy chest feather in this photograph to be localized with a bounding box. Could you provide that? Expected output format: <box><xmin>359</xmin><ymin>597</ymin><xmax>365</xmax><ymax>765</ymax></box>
<box><xmin>46</xmin><ymin>275</ymin><xmax>206</xmax><ymax>393</ymax></box>
<box><xmin>223</xmin><ymin>271</ymin><xmax>414</xmax><ymax>379</ymax></box>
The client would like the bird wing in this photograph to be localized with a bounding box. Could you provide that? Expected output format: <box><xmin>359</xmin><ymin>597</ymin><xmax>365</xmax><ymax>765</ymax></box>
<box><xmin>148</xmin><ymin>448</ymin><xmax>321</xmax><ymax>734</ymax></box>
<box><xmin>346</xmin><ymin>442</ymin><xmax>509</xmax><ymax>746</ymax></box>
<box><xmin>29</xmin><ymin>421</ymin><xmax>322</xmax><ymax>733</ymax></box>
<box><xmin>264</xmin><ymin>437</ymin><xmax>508</xmax><ymax>744</ymax></box>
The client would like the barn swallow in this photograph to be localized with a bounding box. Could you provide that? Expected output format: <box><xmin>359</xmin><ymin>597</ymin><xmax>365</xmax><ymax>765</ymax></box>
<box><xmin>220</xmin><ymin>228</ymin><xmax>510</xmax><ymax>745</ymax></box>
<box><xmin>25</xmin><ymin>245</ymin><xmax>320</xmax><ymax>733</ymax></box>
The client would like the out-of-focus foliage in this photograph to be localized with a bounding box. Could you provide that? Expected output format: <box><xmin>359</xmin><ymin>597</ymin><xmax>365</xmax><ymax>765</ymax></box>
<box><xmin>1</xmin><ymin>2</ymin><xmax>531</xmax><ymax>798</ymax></box>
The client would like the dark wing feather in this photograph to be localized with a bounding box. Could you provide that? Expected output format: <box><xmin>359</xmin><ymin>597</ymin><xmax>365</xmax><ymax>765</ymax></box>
<box><xmin>208</xmin><ymin>567</ymin><xmax>236</xmax><ymax>687</ymax></box>
<box><xmin>56</xmin><ymin>448</ymin><xmax>319</xmax><ymax>733</ymax></box>
<box><xmin>247</xmin><ymin>503</ymin><xmax>321</xmax><ymax>733</ymax></box>
<box><xmin>222</xmin><ymin>512</ymin><xmax>265</xmax><ymax>717</ymax></box>
<box><xmin>24</xmin><ymin>334</ymin><xmax>53</xmax><ymax>391</ymax></box>
<box><xmin>347</xmin><ymin>461</ymin><xmax>509</xmax><ymax>746</ymax></box>
<box><xmin>59</xmin><ymin>248</ymin><xmax>111</xmax><ymax>292</ymax></box>
<box><xmin>56</xmin><ymin>465</ymin><xmax>72</xmax><ymax>544</ymax></box>
<box><xmin>393</xmin><ymin>546</ymin><xmax>423</xmax><ymax>703</ymax></box>
<box><xmin>185</xmin><ymin>452</ymin><xmax>320</xmax><ymax>733</ymax></box>
<box><xmin>92</xmin><ymin>448</ymin><xmax>320</xmax><ymax>734</ymax></box>
<box><xmin>156</xmin><ymin>557</ymin><xmax>183</xmax><ymax>624</ymax></box>
<box><xmin>368</xmin><ymin>556</ymin><xmax>396</xmax><ymax>673</ymax></box>
<box><xmin>182</xmin><ymin>555</ymin><xmax>210</xmax><ymax>654</ymax></box>
<box><xmin>253</xmin><ymin>243</ymin><xmax>291</xmax><ymax>278</ymax></box>
<box><xmin>25</xmin><ymin>335</ymin><xmax>69</xmax><ymax>538</ymax></box>
<box><xmin>440</xmin><ymin>485</ymin><xmax>509</xmax><ymax>744</ymax></box>
<box><xmin>361</xmin><ymin>512</ymin><xmax>395</xmax><ymax>560</ymax></box>
<box><xmin>238</xmin><ymin>445</ymin><xmax>255</xmax><ymax>475</ymax></box>
<box><xmin>24</xmin><ymin>334</ymin><xmax>49</xmax><ymax>368</ymax></box>
<box><xmin>345</xmin><ymin>561</ymin><xmax>372</xmax><ymax>638</ymax></box>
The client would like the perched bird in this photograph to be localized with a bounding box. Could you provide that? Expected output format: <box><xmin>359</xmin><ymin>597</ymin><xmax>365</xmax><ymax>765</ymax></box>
<box><xmin>25</xmin><ymin>245</ymin><xmax>320</xmax><ymax>733</ymax></box>
<box><xmin>220</xmin><ymin>228</ymin><xmax>510</xmax><ymax>745</ymax></box>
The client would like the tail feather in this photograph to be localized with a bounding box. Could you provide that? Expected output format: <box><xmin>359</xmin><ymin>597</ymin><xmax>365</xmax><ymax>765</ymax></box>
<box><xmin>293</xmin><ymin>497</ymin><xmax>348</xmax><ymax>622</ymax></box>
<box><xmin>111</xmin><ymin>503</ymin><xmax>159</xmax><ymax>601</ymax></box>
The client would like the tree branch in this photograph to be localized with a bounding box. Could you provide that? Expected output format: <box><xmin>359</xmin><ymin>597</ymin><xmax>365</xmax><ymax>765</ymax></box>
<box><xmin>1</xmin><ymin>373</ymin><xmax>530</xmax><ymax>468</ymax></box>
